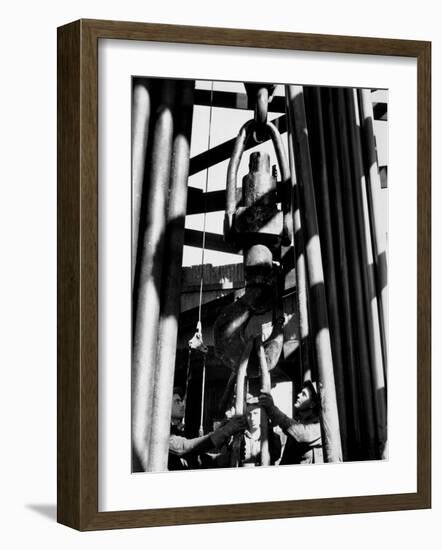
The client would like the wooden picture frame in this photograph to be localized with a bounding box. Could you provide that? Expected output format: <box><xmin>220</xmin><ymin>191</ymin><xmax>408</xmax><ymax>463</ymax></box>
<box><xmin>57</xmin><ymin>18</ymin><xmax>431</xmax><ymax>531</ymax></box>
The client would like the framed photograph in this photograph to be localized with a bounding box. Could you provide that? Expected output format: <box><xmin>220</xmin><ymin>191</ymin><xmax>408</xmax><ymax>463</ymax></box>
<box><xmin>57</xmin><ymin>19</ymin><xmax>431</xmax><ymax>530</ymax></box>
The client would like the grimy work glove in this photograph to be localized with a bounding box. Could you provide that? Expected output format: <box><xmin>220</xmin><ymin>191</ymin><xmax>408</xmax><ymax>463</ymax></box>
<box><xmin>259</xmin><ymin>392</ymin><xmax>292</xmax><ymax>430</ymax></box>
<box><xmin>258</xmin><ymin>392</ymin><xmax>275</xmax><ymax>412</ymax></box>
<box><xmin>211</xmin><ymin>415</ymin><xmax>247</xmax><ymax>448</ymax></box>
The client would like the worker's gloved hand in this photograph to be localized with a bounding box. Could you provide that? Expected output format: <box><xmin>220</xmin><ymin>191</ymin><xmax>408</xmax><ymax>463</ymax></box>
<box><xmin>258</xmin><ymin>392</ymin><xmax>275</xmax><ymax>412</ymax></box>
<box><xmin>221</xmin><ymin>415</ymin><xmax>247</xmax><ymax>436</ymax></box>
<box><xmin>259</xmin><ymin>392</ymin><xmax>292</xmax><ymax>430</ymax></box>
<box><xmin>211</xmin><ymin>415</ymin><xmax>246</xmax><ymax>448</ymax></box>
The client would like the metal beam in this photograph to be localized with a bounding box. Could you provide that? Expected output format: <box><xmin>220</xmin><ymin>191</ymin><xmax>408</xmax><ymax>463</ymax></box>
<box><xmin>194</xmin><ymin>89</ymin><xmax>287</xmax><ymax>113</ymax></box>
<box><xmin>184</xmin><ymin>228</ymin><xmax>240</xmax><ymax>254</ymax></box>
<box><xmin>189</xmin><ymin>115</ymin><xmax>287</xmax><ymax>176</ymax></box>
<box><xmin>195</xmin><ymin>86</ymin><xmax>388</xmax><ymax>120</ymax></box>
<box><xmin>186</xmin><ymin>188</ymin><xmax>227</xmax><ymax>215</ymax></box>
<box><xmin>187</xmin><ymin>182</ymin><xmax>286</xmax><ymax>215</ymax></box>
<box><xmin>181</xmin><ymin>281</ymin><xmax>243</xmax><ymax>293</ymax></box>
<box><xmin>194</xmin><ymin>88</ymin><xmax>387</xmax><ymax>120</ymax></box>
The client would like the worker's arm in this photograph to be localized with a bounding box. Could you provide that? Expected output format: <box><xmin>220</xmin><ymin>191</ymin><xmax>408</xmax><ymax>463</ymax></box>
<box><xmin>259</xmin><ymin>393</ymin><xmax>321</xmax><ymax>445</ymax></box>
<box><xmin>169</xmin><ymin>415</ymin><xmax>247</xmax><ymax>457</ymax></box>
<box><xmin>259</xmin><ymin>393</ymin><xmax>294</xmax><ymax>431</ymax></box>
<box><xmin>169</xmin><ymin>433</ymin><xmax>213</xmax><ymax>457</ymax></box>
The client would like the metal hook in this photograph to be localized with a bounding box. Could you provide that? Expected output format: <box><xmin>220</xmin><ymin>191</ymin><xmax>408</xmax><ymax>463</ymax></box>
<box><xmin>225</xmin><ymin>119</ymin><xmax>293</xmax><ymax>246</ymax></box>
<box><xmin>253</xmin><ymin>87</ymin><xmax>269</xmax><ymax>143</ymax></box>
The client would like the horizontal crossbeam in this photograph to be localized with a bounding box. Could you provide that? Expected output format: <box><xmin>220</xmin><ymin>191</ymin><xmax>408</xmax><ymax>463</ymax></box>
<box><xmin>194</xmin><ymin>88</ymin><xmax>387</xmax><ymax>120</ymax></box>
<box><xmin>184</xmin><ymin>228</ymin><xmax>240</xmax><ymax>255</ymax></box>
<box><xmin>186</xmin><ymin>188</ymin><xmax>227</xmax><ymax>215</ymax></box>
<box><xmin>194</xmin><ymin>89</ymin><xmax>287</xmax><ymax>113</ymax></box>
<box><xmin>189</xmin><ymin>115</ymin><xmax>287</xmax><ymax>176</ymax></box>
<box><xmin>187</xmin><ymin>183</ymin><xmax>285</xmax><ymax>215</ymax></box>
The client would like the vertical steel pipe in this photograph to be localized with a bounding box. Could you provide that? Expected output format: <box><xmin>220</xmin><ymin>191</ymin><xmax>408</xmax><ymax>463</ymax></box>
<box><xmin>286</xmin><ymin>85</ymin><xmax>342</xmax><ymax>462</ymax></box>
<box><xmin>131</xmin><ymin>78</ymin><xmax>152</xmax><ymax>284</ymax></box>
<box><xmin>285</xmin><ymin>86</ymin><xmax>312</xmax><ymax>383</ymax></box>
<box><xmin>346</xmin><ymin>89</ymin><xmax>387</xmax><ymax>457</ymax></box>
<box><xmin>358</xmin><ymin>88</ymin><xmax>388</xmax><ymax>370</ymax></box>
<box><xmin>132</xmin><ymin>80</ymin><xmax>176</xmax><ymax>471</ymax></box>
<box><xmin>335</xmin><ymin>88</ymin><xmax>377</xmax><ymax>459</ymax></box>
<box><xmin>257</xmin><ymin>340</ymin><xmax>271</xmax><ymax>466</ymax></box>
<box><xmin>218</xmin><ymin>371</ymin><xmax>236</xmax><ymax>418</ymax></box>
<box><xmin>325</xmin><ymin>88</ymin><xmax>362</xmax><ymax>459</ymax></box>
<box><xmin>231</xmin><ymin>340</ymin><xmax>252</xmax><ymax>467</ymax></box>
<box><xmin>235</xmin><ymin>343</ymin><xmax>250</xmax><ymax>414</ymax></box>
<box><xmin>148</xmin><ymin>81</ymin><xmax>195</xmax><ymax>472</ymax></box>
<box><xmin>306</xmin><ymin>87</ymin><xmax>349</xmax><ymax>459</ymax></box>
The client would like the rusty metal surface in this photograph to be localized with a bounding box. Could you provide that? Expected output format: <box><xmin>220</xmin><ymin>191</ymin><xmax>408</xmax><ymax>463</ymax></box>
<box><xmin>235</xmin><ymin>152</ymin><xmax>282</xmax><ymax>246</ymax></box>
<box><xmin>224</xmin><ymin>121</ymin><xmax>292</xmax><ymax>246</ymax></box>
<box><xmin>224</xmin><ymin>120</ymin><xmax>254</xmax><ymax>239</ymax></box>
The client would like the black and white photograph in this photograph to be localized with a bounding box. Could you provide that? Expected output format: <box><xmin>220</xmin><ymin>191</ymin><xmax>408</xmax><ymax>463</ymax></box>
<box><xmin>131</xmin><ymin>77</ymin><xmax>388</xmax><ymax>473</ymax></box>
<box><xmin>1</xmin><ymin>0</ymin><xmax>436</xmax><ymax>542</ymax></box>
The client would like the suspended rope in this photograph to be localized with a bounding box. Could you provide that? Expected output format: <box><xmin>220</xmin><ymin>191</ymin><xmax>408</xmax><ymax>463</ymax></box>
<box><xmin>183</xmin><ymin>347</ymin><xmax>192</xmax><ymax>403</ymax></box>
<box><xmin>185</xmin><ymin>82</ymin><xmax>214</xmax><ymax>435</ymax></box>
<box><xmin>197</xmin><ymin>81</ymin><xmax>214</xmax><ymax>436</ymax></box>
<box><xmin>198</xmin><ymin>356</ymin><xmax>207</xmax><ymax>436</ymax></box>
<box><xmin>197</xmin><ymin>80</ymin><xmax>214</xmax><ymax>326</ymax></box>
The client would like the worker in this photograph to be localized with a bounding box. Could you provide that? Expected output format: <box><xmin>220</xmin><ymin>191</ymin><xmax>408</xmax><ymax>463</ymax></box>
<box><xmin>168</xmin><ymin>387</ymin><xmax>246</xmax><ymax>470</ymax></box>
<box><xmin>214</xmin><ymin>395</ymin><xmax>281</xmax><ymax>468</ymax></box>
<box><xmin>239</xmin><ymin>396</ymin><xmax>281</xmax><ymax>467</ymax></box>
<box><xmin>259</xmin><ymin>381</ymin><xmax>323</xmax><ymax>464</ymax></box>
